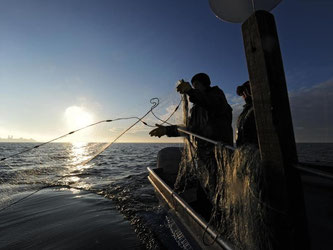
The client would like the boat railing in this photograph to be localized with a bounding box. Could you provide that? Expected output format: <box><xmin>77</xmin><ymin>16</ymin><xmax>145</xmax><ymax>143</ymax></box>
<box><xmin>177</xmin><ymin>128</ymin><xmax>236</xmax><ymax>151</ymax></box>
<box><xmin>177</xmin><ymin>128</ymin><xmax>333</xmax><ymax>181</ymax></box>
<box><xmin>148</xmin><ymin>167</ymin><xmax>234</xmax><ymax>250</ymax></box>
<box><xmin>294</xmin><ymin>165</ymin><xmax>333</xmax><ymax>181</ymax></box>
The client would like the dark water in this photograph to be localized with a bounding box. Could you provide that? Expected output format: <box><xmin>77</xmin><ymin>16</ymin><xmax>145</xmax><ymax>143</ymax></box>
<box><xmin>297</xmin><ymin>143</ymin><xmax>333</xmax><ymax>166</ymax></box>
<box><xmin>0</xmin><ymin>142</ymin><xmax>332</xmax><ymax>249</ymax></box>
<box><xmin>0</xmin><ymin>142</ymin><xmax>186</xmax><ymax>249</ymax></box>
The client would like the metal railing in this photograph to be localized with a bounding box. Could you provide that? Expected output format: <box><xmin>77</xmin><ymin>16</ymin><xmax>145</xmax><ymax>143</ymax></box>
<box><xmin>294</xmin><ymin>165</ymin><xmax>333</xmax><ymax>181</ymax></box>
<box><xmin>177</xmin><ymin>127</ymin><xmax>333</xmax><ymax>181</ymax></box>
<box><xmin>177</xmin><ymin>128</ymin><xmax>236</xmax><ymax>151</ymax></box>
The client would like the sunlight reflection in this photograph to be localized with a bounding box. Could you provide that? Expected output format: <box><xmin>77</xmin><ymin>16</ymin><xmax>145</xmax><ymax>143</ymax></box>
<box><xmin>67</xmin><ymin>176</ymin><xmax>80</xmax><ymax>184</ymax></box>
<box><xmin>63</xmin><ymin>142</ymin><xmax>94</xmax><ymax>192</ymax></box>
<box><xmin>68</xmin><ymin>142</ymin><xmax>92</xmax><ymax>167</ymax></box>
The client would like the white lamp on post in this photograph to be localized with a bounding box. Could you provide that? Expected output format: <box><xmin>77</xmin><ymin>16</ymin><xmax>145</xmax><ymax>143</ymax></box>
<box><xmin>208</xmin><ymin>0</ymin><xmax>282</xmax><ymax>23</ymax></box>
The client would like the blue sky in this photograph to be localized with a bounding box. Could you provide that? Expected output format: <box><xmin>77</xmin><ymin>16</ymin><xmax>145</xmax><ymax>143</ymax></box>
<box><xmin>0</xmin><ymin>0</ymin><xmax>332</xmax><ymax>142</ymax></box>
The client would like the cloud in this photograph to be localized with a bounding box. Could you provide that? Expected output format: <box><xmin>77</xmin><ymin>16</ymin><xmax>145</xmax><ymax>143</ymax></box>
<box><xmin>140</xmin><ymin>101</ymin><xmax>184</xmax><ymax>127</ymax></box>
<box><xmin>108</xmin><ymin>127</ymin><xmax>124</xmax><ymax>133</ymax></box>
<box><xmin>226</xmin><ymin>94</ymin><xmax>245</xmax><ymax>141</ymax></box>
<box><xmin>289</xmin><ymin>80</ymin><xmax>333</xmax><ymax>142</ymax></box>
<box><xmin>226</xmin><ymin>79</ymin><xmax>333</xmax><ymax>143</ymax></box>
<box><xmin>159</xmin><ymin>103</ymin><xmax>183</xmax><ymax>124</ymax></box>
<box><xmin>121</xmin><ymin>123</ymin><xmax>151</xmax><ymax>134</ymax></box>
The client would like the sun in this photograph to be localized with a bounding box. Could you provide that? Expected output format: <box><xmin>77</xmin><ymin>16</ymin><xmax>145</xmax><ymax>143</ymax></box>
<box><xmin>64</xmin><ymin>106</ymin><xmax>94</xmax><ymax>129</ymax></box>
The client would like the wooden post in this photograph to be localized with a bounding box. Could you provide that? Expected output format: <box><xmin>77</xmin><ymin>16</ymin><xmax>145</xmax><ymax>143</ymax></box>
<box><xmin>242</xmin><ymin>10</ymin><xmax>309</xmax><ymax>249</ymax></box>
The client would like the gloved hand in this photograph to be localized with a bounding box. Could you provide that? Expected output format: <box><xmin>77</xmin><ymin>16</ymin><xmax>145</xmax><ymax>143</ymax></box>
<box><xmin>176</xmin><ymin>80</ymin><xmax>192</xmax><ymax>94</ymax></box>
<box><xmin>149</xmin><ymin>124</ymin><xmax>167</xmax><ymax>138</ymax></box>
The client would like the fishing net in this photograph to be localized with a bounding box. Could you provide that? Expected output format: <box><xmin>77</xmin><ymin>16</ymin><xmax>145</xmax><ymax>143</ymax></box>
<box><xmin>212</xmin><ymin>144</ymin><xmax>276</xmax><ymax>250</ymax></box>
<box><xmin>175</xmin><ymin>136</ymin><xmax>290</xmax><ymax>249</ymax></box>
<box><xmin>173</xmin><ymin>92</ymin><xmax>283</xmax><ymax>249</ymax></box>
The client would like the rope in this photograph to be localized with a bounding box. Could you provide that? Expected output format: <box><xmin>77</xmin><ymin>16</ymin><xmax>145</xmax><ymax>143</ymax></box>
<box><xmin>0</xmin><ymin>98</ymin><xmax>163</xmax><ymax>212</ymax></box>
<box><xmin>0</xmin><ymin>118</ymin><xmax>151</xmax><ymax>163</ymax></box>
<box><xmin>0</xmin><ymin>185</ymin><xmax>47</xmax><ymax>213</ymax></box>
<box><xmin>202</xmin><ymin>212</ymin><xmax>220</xmax><ymax>246</ymax></box>
<box><xmin>151</xmin><ymin>97</ymin><xmax>183</xmax><ymax>126</ymax></box>
<box><xmin>0</xmin><ymin>96</ymin><xmax>184</xmax><ymax>164</ymax></box>
<box><xmin>247</xmin><ymin>185</ymin><xmax>288</xmax><ymax>216</ymax></box>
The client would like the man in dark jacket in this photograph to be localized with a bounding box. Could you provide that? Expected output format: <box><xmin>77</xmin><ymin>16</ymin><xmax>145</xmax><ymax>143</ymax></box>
<box><xmin>149</xmin><ymin>73</ymin><xmax>233</xmax><ymax>146</ymax></box>
<box><xmin>149</xmin><ymin>73</ymin><xmax>233</xmax><ymax>200</ymax></box>
<box><xmin>235</xmin><ymin>81</ymin><xmax>258</xmax><ymax>147</ymax></box>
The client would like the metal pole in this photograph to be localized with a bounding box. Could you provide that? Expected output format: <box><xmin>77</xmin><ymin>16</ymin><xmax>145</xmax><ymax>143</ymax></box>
<box><xmin>177</xmin><ymin>128</ymin><xmax>235</xmax><ymax>151</ymax></box>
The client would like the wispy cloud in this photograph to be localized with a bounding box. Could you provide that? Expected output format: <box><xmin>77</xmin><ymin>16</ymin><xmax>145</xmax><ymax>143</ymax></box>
<box><xmin>289</xmin><ymin>79</ymin><xmax>333</xmax><ymax>142</ymax></box>
<box><xmin>226</xmin><ymin>79</ymin><xmax>333</xmax><ymax>142</ymax></box>
<box><xmin>226</xmin><ymin>93</ymin><xmax>245</xmax><ymax>140</ymax></box>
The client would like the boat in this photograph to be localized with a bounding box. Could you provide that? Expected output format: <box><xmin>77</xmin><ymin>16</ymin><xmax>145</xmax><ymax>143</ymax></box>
<box><xmin>148</xmin><ymin>144</ymin><xmax>333</xmax><ymax>250</ymax></box>
<box><xmin>148</xmin><ymin>146</ymin><xmax>234</xmax><ymax>250</ymax></box>
<box><xmin>147</xmin><ymin>9</ymin><xmax>333</xmax><ymax>248</ymax></box>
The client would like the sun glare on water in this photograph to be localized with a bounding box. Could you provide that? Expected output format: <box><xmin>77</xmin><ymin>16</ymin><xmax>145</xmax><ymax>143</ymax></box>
<box><xmin>65</xmin><ymin>106</ymin><xmax>94</xmax><ymax>132</ymax></box>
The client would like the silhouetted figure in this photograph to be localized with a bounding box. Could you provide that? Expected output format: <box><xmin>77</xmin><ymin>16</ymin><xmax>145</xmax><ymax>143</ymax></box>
<box><xmin>149</xmin><ymin>73</ymin><xmax>233</xmax><ymax>145</ymax></box>
<box><xmin>236</xmin><ymin>81</ymin><xmax>258</xmax><ymax>147</ymax></box>
<box><xmin>149</xmin><ymin>73</ymin><xmax>233</xmax><ymax>201</ymax></box>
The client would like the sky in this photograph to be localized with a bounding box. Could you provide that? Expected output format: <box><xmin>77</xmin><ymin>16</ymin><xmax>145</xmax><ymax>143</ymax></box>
<box><xmin>0</xmin><ymin>0</ymin><xmax>332</xmax><ymax>143</ymax></box>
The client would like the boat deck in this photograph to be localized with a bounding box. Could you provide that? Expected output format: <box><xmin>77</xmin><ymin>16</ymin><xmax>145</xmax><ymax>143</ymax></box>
<box><xmin>148</xmin><ymin>147</ymin><xmax>333</xmax><ymax>250</ymax></box>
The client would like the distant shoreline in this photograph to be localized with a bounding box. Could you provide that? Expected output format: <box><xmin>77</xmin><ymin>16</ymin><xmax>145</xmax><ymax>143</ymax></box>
<box><xmin>0</xmin><ymin>141</ymin><xmax>332</xmax><ymax>144</ymax></box>
<box><xmin>0</xmin><ymin>141</ymin><xmax>183</xmax><ymax>144</ymax></box>
<box><xmin>0</xmin><ymin>139</ymin><xmax>36</xmax><ymax>143</ymax></box>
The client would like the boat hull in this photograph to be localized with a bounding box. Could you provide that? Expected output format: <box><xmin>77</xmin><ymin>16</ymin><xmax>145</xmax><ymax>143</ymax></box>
<box><xmin>147</xmin><ymin>167</ymin><xmax>233</xmax><ymax>250</ymax></box>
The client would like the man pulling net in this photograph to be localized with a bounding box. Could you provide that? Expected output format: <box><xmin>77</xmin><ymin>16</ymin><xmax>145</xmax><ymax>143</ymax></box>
<box><xmin>149</xmin><ymin>73</ymin><xmax>233</xmax><ymax>202</ymax></box>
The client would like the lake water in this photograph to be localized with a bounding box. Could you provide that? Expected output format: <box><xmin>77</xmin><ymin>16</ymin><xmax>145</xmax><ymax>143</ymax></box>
<box><xmin>0</xmin><ymin>142</ymin><xmax>332</xmax><ymax>249</ymax></box>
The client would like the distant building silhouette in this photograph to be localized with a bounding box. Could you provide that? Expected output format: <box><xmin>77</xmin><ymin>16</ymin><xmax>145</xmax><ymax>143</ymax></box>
<box><xmin>0</xmin><ymin>136</ymin><xmax>36</xmax><ymax>143</ymax></box>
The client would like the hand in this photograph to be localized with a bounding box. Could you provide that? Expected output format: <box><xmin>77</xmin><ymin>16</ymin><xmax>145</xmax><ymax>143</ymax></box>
<box><xmin>176</xmin><ymin>80</ymin><xmax>192</xmax><ymax>94</ymax></box>
<box><xmin>149</xmin><ymin>124</ymin><xmax>167</xmax><ymax>138</ymax></box>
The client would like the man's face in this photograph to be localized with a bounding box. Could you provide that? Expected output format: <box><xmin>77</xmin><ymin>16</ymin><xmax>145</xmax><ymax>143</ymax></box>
<box><xmin>242</xmin><ymin>91</ymin><xmax>247</xmax><ymax>100</ymax></box>
<box><xmin>242</xmin><ymin>91</ymin><xmax>252</xmax><ymax>104</ymax></box>
<box><xmin>192</xmin><ymin>81</ymin><xmax>206</xmax><ymax>91</ymax></box>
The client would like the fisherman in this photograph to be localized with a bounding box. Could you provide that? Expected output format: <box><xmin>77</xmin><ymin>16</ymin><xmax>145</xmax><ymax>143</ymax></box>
<box><xmin>149</xmin><ymin>73</ymin><xmax>233</xmax><ymax>145</ymax></box>
<box><xmin>235</xmin><ymin>81</ymin><xmax>258</xmax><ymax>147</ymax></box>
<box><xmin>149</xmin><ymin>73</ymin><xmax>233</xmax><ymax>200</ymax></box>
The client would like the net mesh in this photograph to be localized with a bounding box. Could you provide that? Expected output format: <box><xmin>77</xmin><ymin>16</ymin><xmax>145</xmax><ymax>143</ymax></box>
<box><xmin>175</xmin><ymin>136</ymin><xmax>287</xmax><ymax>249</ymax></box>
